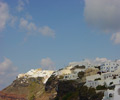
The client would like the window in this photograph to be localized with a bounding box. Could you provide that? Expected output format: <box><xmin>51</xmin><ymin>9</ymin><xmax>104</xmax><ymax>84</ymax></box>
<box><xmin>109</xmin><ymin>93</ymin><xmax>113</xmax><ymax>97</ymax></box>
<box><xmin>65</xmin><ymin>76</ymin><xmax>68</xmax><ymax>78</ymax></box>
<box><xmin>94</xmin><ymin>82</ymin><xmax>96</xmax><ymax>85</ymax></box>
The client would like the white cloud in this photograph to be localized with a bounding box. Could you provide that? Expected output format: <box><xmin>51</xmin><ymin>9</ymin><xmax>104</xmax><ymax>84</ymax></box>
<box><xmin>39</xmin><ymin>26</ymin><xmax>55</xmax><ymax>38</ymax></box>
<box><xmin>83</xmin><ymin>57</ymin><xmax>110</xmax><ymax>66</ymax></box>
<box><xmin>0</xmin><ymin>1</ymin><xmax>56</xmax><ymax>38</ymax></box>
<box><xmin>0</xmin><ymin>1</ymin><xmax>9</xmax><ymax>31</ymax></box>
<box><xmin>93</xmin><ymin>57</ymin><xmax>111</xmax><ymax>65</ymax></box>
<box><xmin>95</xmin><ymin>57</ymin><xmax>108</xmax><ymax>63</ymax></box>
<box><xmin>17</xmin><ymin>0</ymin><xmax>30</xmax><ymax>12</ymax></box>
<box><xmin>10</xmin><ymin>16</ymin><xmax>18</xmax><ymax>27</ymax></box>
<box><xmin>84</xmin><ymin>0</ymin><xmax>120</xmax><ymax>44</ymax></box>
<box><xmin>17</xmin><ymin>0</ymin><xmax>25</xmax><ymax>12</ymax></box>
<box><xmin>19</xmin><ymin>18</ymin><xmax>55</xmax><ymax>38</ymax></box>
<box><xmin>111</xmin><ymin>32</ymin><xmax>120</xmax><ymax>44</ymax></box>
<box><xmin>25</xmin><ymin>13</ymin><xmax>32</xmax><ymax>20</ymax></box>
<box><xmin>19</xmin><ymin>18</ymin><xmax>37</xmax><ymax>35</ymax></box>
<box><xmin>0</xmin><ymin>57</ymin><xmax>18</xmax><ymax>90</ymax></box>
<box><xmin>40</xmin><ymin>57</ymin><xmax>55</xmax><ymax>70</ymax></box>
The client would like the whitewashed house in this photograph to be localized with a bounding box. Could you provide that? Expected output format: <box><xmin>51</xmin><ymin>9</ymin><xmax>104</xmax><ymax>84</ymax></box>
<box><xmin>63</xmin><ymin>73</ymin><xmax>79</xmax><ymax>80</ymax></box>
<box><xmin>69</xmin><ymin>60</ymin><xmax>94</xmax><ymax>69</ymax></box>
<box><xmin>86</xmin><ymin>74</ymin><xmax>101</xmax><ymax>81</ymax></box>
<box><xmin>105</xmin><ymin>78</ymin><xmax>120</xmax><ymax>87</ymax></box>
<box><xmin>85</xmin><ymin>74</ymin><xmax>102</xmax><ymax>88</ymax></box>
<box><xmin>100</xmin><ymin>61</ymin><xmax>119</xmax><ymax>72</ymax></box>
<box><xmin>85</xmin><ymin>80</ymin><xmax>99</xmax><ymax>88</ymax></box>
<box><xmin>85</xmin><ymin>80</ymin><xmax>105</xmax><ymax>88</ymax></box>
<box><xmin>102</xmin><ymin>85</ymin><xmax>120</xmax><ymax>100</ymax></box>
<box><xmin>101</xmin><ymin>72</ymin><xmax>113</xmax><ymax>80</ymax></box>
<box><xmin>17</xmin><ymin>68</ymin><xmax>54</xmax><ymax>84</ymax></box>
<box><xmin>86</xmin><ymin>76</ymin><xmax>120</xmax><ymax>88</ymax></box>
<box><xmin>70</xmin><ymin>66</ymin><xmax>85</xmax><ymax>74</ymax></box>
<box><xmin>102</xmin><ymin>90</ymin><xmax>114</xmax><ymax>100</ymax></box>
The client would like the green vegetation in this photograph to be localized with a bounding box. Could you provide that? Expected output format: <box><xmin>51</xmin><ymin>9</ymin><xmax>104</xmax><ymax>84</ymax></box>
<box><xmin>62</xmin><ymin>91</ymin><xmax>79</xmax><ymax>100</ymax></box>
<box><xmin>95</xmin><ymin>66</ymin><xmax>101</xmax><ymax>70</ymax></box>
<box><xmin>59</xmin><ymin>75</ymin><xmax>64</xmax><ymax>79</ymax></box>
<box><xmin>29</xmin><ymin>95</ymin><xmax>35</xmax><ymax>100</ymax></box>
<box><xmin>55</xmin><ymin>81</ymin><xmax>104</xmax><ymax>100</ymax></box>
<box><xmin>79</xmin><ymin>86</ymin><xmax>104</xmax><ymax>100</ymax></box>
<box><xmin>74</xmin><ymin>65</ymin><xmax>85</xmax><ymax>69</ymax></box>
<box><xmin>109</xmin><ymin>82</ymin><xmax>113</xmax><ymax>85</ymax></box>
<box><xmin>96</xmin><ymin>85</ymin><xmax>107</xmax><ymax>90</ymax></box>
<box><xmin>78</xmin><ymin>71</ymin><xmax>85</xmax><ymax>79</ymax></box>
<box><xmin>47</xmin><ymin>75</ymin><xmax>56</xmax><ymax>83</ymax></box>
<box><xmin>108</xmin><ymin>85</ymin><xmax>115</xmax><ymax>90</ymax></box>
<box><xmin>94</xmin><ymin>78</ymin><xmax>101</xmax><ymax>81</ymax></box>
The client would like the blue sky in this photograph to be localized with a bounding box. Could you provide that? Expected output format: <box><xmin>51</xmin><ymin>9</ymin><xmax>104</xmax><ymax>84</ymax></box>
<box><xmin>0</xmin><ymin>0</ymin><xmax>120</xmax><ymax>89</ymax></box>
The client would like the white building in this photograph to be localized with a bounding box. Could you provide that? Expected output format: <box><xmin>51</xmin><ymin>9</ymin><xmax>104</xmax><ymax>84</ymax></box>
<box><xmin>17</xmin><ymin>68</ymin><xmax>54</xmax><ymax>84</ymax></box>
<box><xmin>85</xmin><ymin>80</ymin><xmax>105</xmax><ymax>88</ymax></box>
<box><xmin>100</xmin><ymin>61</ymin><xmax>120</xmax><ymax>72</ymax></box>
<box><xmin>101</xmin><ymin>72</ymin><xmax>113</xmax><ymax>80</ymax></box>
<box><xmin>86</xmin><ymin>74</ymin><xmax>101</xmax><ymax>81</ymax></box>
<box><xmin>85</xmin><ymin>72</ymin><xmax>120</xmax><ymax>88</ymax></box>
<box><xmin>102</xmin><ymin>85</ymin><xmax>120</xmax><ymax>100</ymax></box>
<box><xmin>102</xmin><ymin>90</ymin><xmax>114</xmax><ymax>100</ymax></box>
<box><xmin>86</xmin><ymin>76</ymin><xmax>120</xmax><ymax>88</ymax></box>
<box><xmin>69</xmin><ymin>60</ymin><xmax>94</xmax><ymax>69</ymax></box>
<box><xmin>85</xmin><ymin>80</ymin><xmax>99</xmax><ymax>88</ymax></box>
<box><xmin>63</xmin><ymin>73</ymin><xmax>79</xmax><ymax>80</ymax></box>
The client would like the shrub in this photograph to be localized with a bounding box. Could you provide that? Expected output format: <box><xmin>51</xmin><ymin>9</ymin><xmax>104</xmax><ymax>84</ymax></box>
<box><xmin>59</xmin><ymin>75</ymin><xmax>64</xmax><ymax>79</ymax></box>
<box><xmin>29</xmin><ymin>95</ymin><xmax>35</xmax><ymax>100</ymax></box>
<box><xmin>74</xmin><ymin>65</ymin><xmax>85</xmax><ymax>69</ymax></box>
<box><xmin>78</xmin><ymin>71</ymin><xmax>85</xmax><ymax>79</ymax></box>
<box><xmin>113</xmin><ymin>76</ymin><xmax>116</xmax><ymax>79</ymax></box>
<box><xmin>96</xmin><ymin>85</ymin><xmax>107</xmax><ymax>90</ymax></box>
<box><xmin>94</xmin><ymin>78</ymin><xmax>101</xmax><ymax>81</ymax></box>
<box><xmin>109</xmin><ymin>82</ymin><xmax>113</xmax><ymax>85</ymax></box>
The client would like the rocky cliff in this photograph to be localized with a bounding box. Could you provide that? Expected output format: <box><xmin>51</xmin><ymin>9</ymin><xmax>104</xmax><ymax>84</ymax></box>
<box><xmin>0</xmin><ymin>77</ymin><xmax>56</xmax><ymax>100</ymax></box>
<box><xmin>0</xmin><ymin>66</ymin><xmax>104</xmax><ymax>100</ymax></box>
<box><xmin>55</xmin><ymin>80</ymin><xmax>104</xmax><ymax>100</ymax></box>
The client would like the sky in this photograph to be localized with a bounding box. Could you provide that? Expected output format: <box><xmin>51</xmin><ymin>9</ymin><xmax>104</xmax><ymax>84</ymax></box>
<box><xmin>0</xmin><ymin>0</ymin><xmax>120</xmax><ymax>90</ymax></box>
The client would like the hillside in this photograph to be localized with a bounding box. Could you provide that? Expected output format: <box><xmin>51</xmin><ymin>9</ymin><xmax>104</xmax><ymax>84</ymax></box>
<box><xmin>0</xmin><ymin>75</ymin><xmax>104</xmax><ymax>100</ymax></box>
<box><xmin>1</xmin><ymin>62</ymin><xmax>117</xmax><ymax>100</ymax></box>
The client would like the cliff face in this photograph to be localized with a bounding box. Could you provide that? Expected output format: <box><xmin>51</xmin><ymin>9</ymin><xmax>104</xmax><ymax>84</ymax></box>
<box><xmin>55</xmin><ymin>80</ymin><xmax>104</xmax><ymax>100</ymax></box>
<box><xmin>0</xmin><ymin>92</ymin><xmax>26</xmax><ymax>100</ymax></box>
<box><xmin>0</xmin><ymin>75</ymin><xmax>104</xmax><ymax>100</ymax></box>
<box><xmin>56</xmin><ymin>80</ymin><xmax>80</xmax><ymax>100</ymax></box>
<box><xmin>0</xmin><ymin>67</ymin><xmax>104</xmax><ymax>100</ymax></box>
<box><xmin>45</xmin><ymin>75</ymin><xmax>59</xmax><ymax>91</ymax></box>
<box><xmin>0</xmin><ymin>77</ymin><xmax>45</xmax><ymax>100</ymax></box>
<box><xmin>0</xmin><ymin>75</ymin><xmax>58</xmax><ymax>100</ymax></box>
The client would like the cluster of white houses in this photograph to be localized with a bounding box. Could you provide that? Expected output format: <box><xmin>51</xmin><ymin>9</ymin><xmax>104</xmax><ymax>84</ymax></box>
<box><xmin>85</xmin><ymin>72</ymin><xmax>120</xmax><ymax>88</ymax></box>
<box><xmin>53</xmin><ymin>60</ymin><xmax>120</xmax><ymax>100</ymax></box>
<box><xmin>17</xmin><ymin>68</ymin><xmax>54</xmax><ymax>84</ymax></box>
<box><xmin>54</xmin><ymin>60</ymin><xmax>120</xmax><ymax>81</ymax></box>
<box><xmin>17</xmin><ymin>59</ymin><xmax>120</xmax><ymax>100</ymax></box>
<box><xmin>100</xmin><ymin>61</ymin><xmax>119</xmax><ymax>72</ymax></box>
<box><xmin>102</xmin><ymin>85</ymin><xmax>120</xmax><ymax>100</ymax></box>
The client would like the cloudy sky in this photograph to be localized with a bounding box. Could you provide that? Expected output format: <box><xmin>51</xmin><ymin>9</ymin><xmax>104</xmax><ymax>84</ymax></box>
<box><xmin>0</xmin><ymin>0</ymin><xmax>120</xmax><ymax>89</ymax></box>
